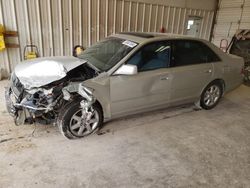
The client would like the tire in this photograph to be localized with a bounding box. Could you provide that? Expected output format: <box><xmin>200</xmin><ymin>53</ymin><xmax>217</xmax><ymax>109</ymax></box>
<box><xmin>57</xmin><ymin>98</ymin><xmax>103</xmax><ymax>139</ymax></box>
<box><xmin>200</xmin><ymin>81</ymin><xmax>223</xmax><ymax>110</ymax></box>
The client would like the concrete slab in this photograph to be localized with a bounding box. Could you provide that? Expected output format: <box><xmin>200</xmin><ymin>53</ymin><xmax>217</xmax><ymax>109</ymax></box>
<box><xmin>0</xmin><ymin>80</ymin><xmax>249</xmax><ymax>188</ymax></box>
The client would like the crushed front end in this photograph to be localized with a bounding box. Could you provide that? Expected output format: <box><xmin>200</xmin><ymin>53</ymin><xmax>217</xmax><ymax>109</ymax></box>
<box><xmin>5</xmin><ymin>73</ymin><xmax>64</xmax><ymax>125</ymax></box>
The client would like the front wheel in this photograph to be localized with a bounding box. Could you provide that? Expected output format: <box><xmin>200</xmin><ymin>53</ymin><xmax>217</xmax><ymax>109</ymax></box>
<box><xmin>57</xmin><ymin>99</ymin><xmax>103</xmax><ymax>139</ymax></box>
<box><xmin>200</xmin><ymin>82</ymin><xmax>223</xmax><ymax>110</ymax></box>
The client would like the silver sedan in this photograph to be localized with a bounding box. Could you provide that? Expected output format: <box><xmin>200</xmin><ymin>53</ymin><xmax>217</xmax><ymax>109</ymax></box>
<box><xmin>5</xmin><ymin>32</ymin><xmax>244</xmax><ymax>139</ymax></box>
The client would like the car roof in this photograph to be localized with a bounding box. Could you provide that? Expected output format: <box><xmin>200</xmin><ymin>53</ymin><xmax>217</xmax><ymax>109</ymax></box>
<box><xmin>112</xmin><ymin>32</ymin><xmax>208</xmax><ymax>44</ymax></box>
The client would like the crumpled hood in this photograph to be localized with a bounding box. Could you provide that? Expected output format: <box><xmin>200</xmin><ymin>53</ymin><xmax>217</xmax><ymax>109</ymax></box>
<box><xmin>14</xmin><ymin>56</ymin><xmax>86</xmax><ymax>89</ymax></box>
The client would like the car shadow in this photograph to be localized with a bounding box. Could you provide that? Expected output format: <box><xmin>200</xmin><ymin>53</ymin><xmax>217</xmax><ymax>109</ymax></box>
<box><xmin>96</xmin><ymin>103</ymin><xmax>198</xmax><ymax>136</ymax></box>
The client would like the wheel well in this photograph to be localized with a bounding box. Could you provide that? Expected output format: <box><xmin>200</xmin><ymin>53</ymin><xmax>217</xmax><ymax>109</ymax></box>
<box><xmin>68</xmin><ymin>93</ymin><xmax>104</xmax><ymax>115</ymax></box>
<box><xmin>94</xmin><ymin>100</ymin><xmax>104</xmax><ymax>114</ymax></box>
<box><xmin>212</xmin><ymin>79</ymin><xmax>225</xmax><ymax>94</ymax></box>
<box><xmin>200</xmin><ymin>79</ymin><xmax>225</xmax><ymax>97</ymax></box>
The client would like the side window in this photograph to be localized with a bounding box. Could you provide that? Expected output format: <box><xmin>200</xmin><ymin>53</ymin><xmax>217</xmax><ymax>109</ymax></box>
<box><xmin>202</xmin><ymin>43</ymin><xmax>221</xmax><ymax>62</ymax></box>
<box><xmin>127</xmin><ymin>41</ymin><xmax>171</xmax><ymax>72</ymax></box>
<box><xmin>171</xmin><ymin>40</ymin><xmax>220</xmax><ymax>67</ymax></box>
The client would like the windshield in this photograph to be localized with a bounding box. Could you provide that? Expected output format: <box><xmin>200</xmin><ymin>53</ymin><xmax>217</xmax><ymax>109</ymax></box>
<box><xmin>78</xmin><ymin>37</ymin><xmax>138</xmax><ymax>71</ymax></box>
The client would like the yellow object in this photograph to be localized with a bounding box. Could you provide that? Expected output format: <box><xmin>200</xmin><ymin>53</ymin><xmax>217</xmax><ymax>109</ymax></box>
<box><xmin>0</xmin><ymin>35</ymin><xmax>5</xmax><ymax>51</ymax></box>
<box><xmin>25</xmin><ymin>51</ymin><xmax>37</xmax><ymax>59</ymax></box>
<box><xmin>24</xmin><ymin>45</ymin><xmax>39</xmax><ymax>60</ymax></box>
<box><xmin>0</xmin><ymin>24</ymin><xmax>5</xmax><ymax>51</ymax></box>
<box><xmin>76</xmin><ymin>46</ymin><xmax>84</xmax><ymax>55</ymax></box>
<box><xmin>0</xmin><ymin>24</ymin><xmax>5</xmax><ymax>34</ymax></box>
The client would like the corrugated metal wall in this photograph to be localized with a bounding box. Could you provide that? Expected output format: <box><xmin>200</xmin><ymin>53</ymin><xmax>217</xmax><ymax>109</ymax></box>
<box><xmin>0</xmin><ymin>0</ymin><xmax>215</xmax><ymax>78</ymax></box>
<box><xmin>212</xmin><ymin>0</ymin><xmax>250</xmax><ymax>46</ymax></box>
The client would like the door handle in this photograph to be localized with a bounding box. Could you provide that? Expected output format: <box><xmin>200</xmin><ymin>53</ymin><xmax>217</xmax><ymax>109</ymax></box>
<box><xmin>204</xmin><ymin>69</ymin><xmax>212</xmax><ymax>73</ymax></box>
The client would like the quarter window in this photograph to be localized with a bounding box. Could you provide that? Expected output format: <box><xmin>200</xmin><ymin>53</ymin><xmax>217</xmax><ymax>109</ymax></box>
<box><xmin>127</xmin><ymin>42</ymin><xmax>171</xmax><ymax>72</ymax></box>
<box><xmin>171</xmin><ymin>40</ymin><xmax>220</xmax><ymax>67</ymax></box>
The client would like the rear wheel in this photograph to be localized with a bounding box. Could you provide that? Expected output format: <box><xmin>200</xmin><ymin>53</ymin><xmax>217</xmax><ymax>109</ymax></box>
<box><xmin>57</xmin><ymin>98</ymin><xmax>103</xmax><ymax>139</ymax></box>
<box><xmin>200</xmin><ymin>82</ymin><xmax>223</xmax><ymax>110</ymax></box>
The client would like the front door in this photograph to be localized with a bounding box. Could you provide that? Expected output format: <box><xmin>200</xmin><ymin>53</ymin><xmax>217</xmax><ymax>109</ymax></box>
<box><xmin>110</xmin><ymin>41</ymin><xmax>172</xmax><ymax>117</ymax></box>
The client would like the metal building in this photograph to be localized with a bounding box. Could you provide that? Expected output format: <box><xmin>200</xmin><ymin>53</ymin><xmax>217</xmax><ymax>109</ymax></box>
<box><xmin>0</xmin><ymin>0</ymin><xmax>216</xmax><ymax>78</ymax></box>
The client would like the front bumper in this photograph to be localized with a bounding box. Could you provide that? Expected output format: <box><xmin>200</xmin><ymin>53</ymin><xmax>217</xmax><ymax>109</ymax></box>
<box><xmin>5</xmin><ymin>87</ymin><xmax>17</xmax><ymax>117</ymax></box>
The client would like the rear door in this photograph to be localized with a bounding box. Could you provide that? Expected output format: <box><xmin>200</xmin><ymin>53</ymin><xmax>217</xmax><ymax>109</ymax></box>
<box><xmin>110</xmin><ymin>41</ymin><xmax>172</xmax><ymax>117</ymax></box>
<box><xmin>169</xmin><ymin>40</ymin><xmax>221</xmax><ymax>105</ymax></box>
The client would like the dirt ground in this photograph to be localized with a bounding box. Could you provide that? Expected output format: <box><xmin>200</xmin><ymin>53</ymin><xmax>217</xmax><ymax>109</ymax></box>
<box><xmin>0</xmin><ymin>79</ymin><xmax>250</xmax><ymax>188</ymax></box>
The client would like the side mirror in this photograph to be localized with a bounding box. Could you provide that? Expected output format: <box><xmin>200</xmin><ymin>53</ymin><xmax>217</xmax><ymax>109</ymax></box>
<box><xmin>113</xmin><ymin>64</ymin><xmax>138</xmax><ymax>75</ymax></box>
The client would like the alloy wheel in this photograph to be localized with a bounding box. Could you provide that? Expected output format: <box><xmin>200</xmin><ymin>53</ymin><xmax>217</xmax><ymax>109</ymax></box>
<box><xmin>69</xmin><ymin>109</ymin><xmax>99</xmax><ymax>137</ymax></box>
<box><xmin>203</xmin><ymin>85</ymin><xmax>221</xmax><ymax>107</ymax></box>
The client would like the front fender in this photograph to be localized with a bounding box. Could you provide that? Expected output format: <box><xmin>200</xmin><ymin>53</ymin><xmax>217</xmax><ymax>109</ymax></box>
<box><xmin>62</xmin><ymin>80</ymin><xmax>111</xmax><ymax>120</ymax></box>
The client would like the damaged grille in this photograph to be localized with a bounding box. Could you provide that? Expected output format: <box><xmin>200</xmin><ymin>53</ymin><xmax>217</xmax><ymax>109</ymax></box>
<box><xmin>11</xmin><ymin>73</ymin><xmax>24</xmax><ymax>98</ymax></box>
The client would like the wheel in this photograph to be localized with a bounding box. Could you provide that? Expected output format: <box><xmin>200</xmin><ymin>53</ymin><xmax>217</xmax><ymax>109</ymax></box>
<box><xmin>57</xmin><ymin>98</ymin><xmax>103</xmax><ymax>139</ymax></box>
<box><xmin>200</xmin><ymin>81</ymin><xmax>223</xmax><ymax>110</ymax></box>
